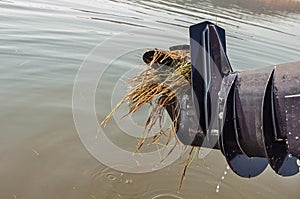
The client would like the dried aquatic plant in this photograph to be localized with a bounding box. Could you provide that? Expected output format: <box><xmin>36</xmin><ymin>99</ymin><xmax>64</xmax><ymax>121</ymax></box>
<box><xmin>101</xmin><ymin>49</ymin><xmax>191</xmax><ymax>142</ymax></box>
<box><xmin>101</xmin><ymin>48</ymin><xmax>198</xmax><ymax>191</ymax></box>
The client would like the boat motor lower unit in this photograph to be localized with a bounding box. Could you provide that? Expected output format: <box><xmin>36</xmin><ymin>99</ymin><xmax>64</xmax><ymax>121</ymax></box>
<box><xmin>166</xmin><ymin>21</ymin><xmax>300</xmax><ymax>178</ymax></box>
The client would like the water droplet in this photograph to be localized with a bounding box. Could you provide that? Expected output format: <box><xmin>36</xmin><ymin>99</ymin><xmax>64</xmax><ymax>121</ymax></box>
<box><xmin>295</xmin><ymin>136</ymin><xmax>299</xmax><ymax>140</ymax></box>
<box><xmin>224</xmin><ymin>171</ymin><xmax>227</xmax><ymax>175</ymax></box>
<box><xmin>211</xmin><ymin>129</ymin><xmax>219</xmax><ymax>135</ymax></box>
<box><xmin>219</xmin><ymin>112</ymin><xmax>223</xmax><ymax>119</ymax></box>
<box><xmin>125</xmin><ymin>179</ymin><xmax>133</xmax><ymax>184</ymax></box>
<box><xmin>226</xmin><ymin>166</ymin><xmax>230</xmax><ymax>170</ymax></box>
<box><xmin>221</xmin><ymin>176</ymin><xmax>225</xmax><ymax>180</ymax></box>
<box><xmin>288</xmin><ymin>132</ymin><xmax>292</xmax><ymax>135</ymax></box>
<box><xmin>218</xmin><ymin>89</ymin><xmax>226</xmax><ymax>96</ymax></box>
<box><xmin>215</xmin><ymin>185</ymin><xmax>220</xmax><ymax>193</ymax></box>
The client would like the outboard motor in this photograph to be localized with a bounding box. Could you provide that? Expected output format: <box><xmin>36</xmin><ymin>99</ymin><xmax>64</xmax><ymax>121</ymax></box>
<box><xmin>166</xmin><ymin>21</ymin><xmax>300</xmax><ymax>178</ymax></box>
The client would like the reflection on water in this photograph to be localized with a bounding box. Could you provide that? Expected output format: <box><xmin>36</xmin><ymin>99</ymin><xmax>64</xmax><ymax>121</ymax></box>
<box><xmin>0</xmin><ymin>0</ymin><xmax>299</xmax><ymax>198</ymax></box>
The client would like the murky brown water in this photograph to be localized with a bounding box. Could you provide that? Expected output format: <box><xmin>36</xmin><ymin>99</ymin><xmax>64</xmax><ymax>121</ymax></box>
<box><xmin>1</xmin><ymin>0</ymin><xmax>300</xmax><ymax>198</ymax></box>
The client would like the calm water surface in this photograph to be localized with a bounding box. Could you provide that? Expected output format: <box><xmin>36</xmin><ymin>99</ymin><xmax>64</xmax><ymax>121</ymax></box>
<box><xmin>1</xmin><ymin>0</ymin><xmax>300</xmax><ymax>198</ymax></box>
